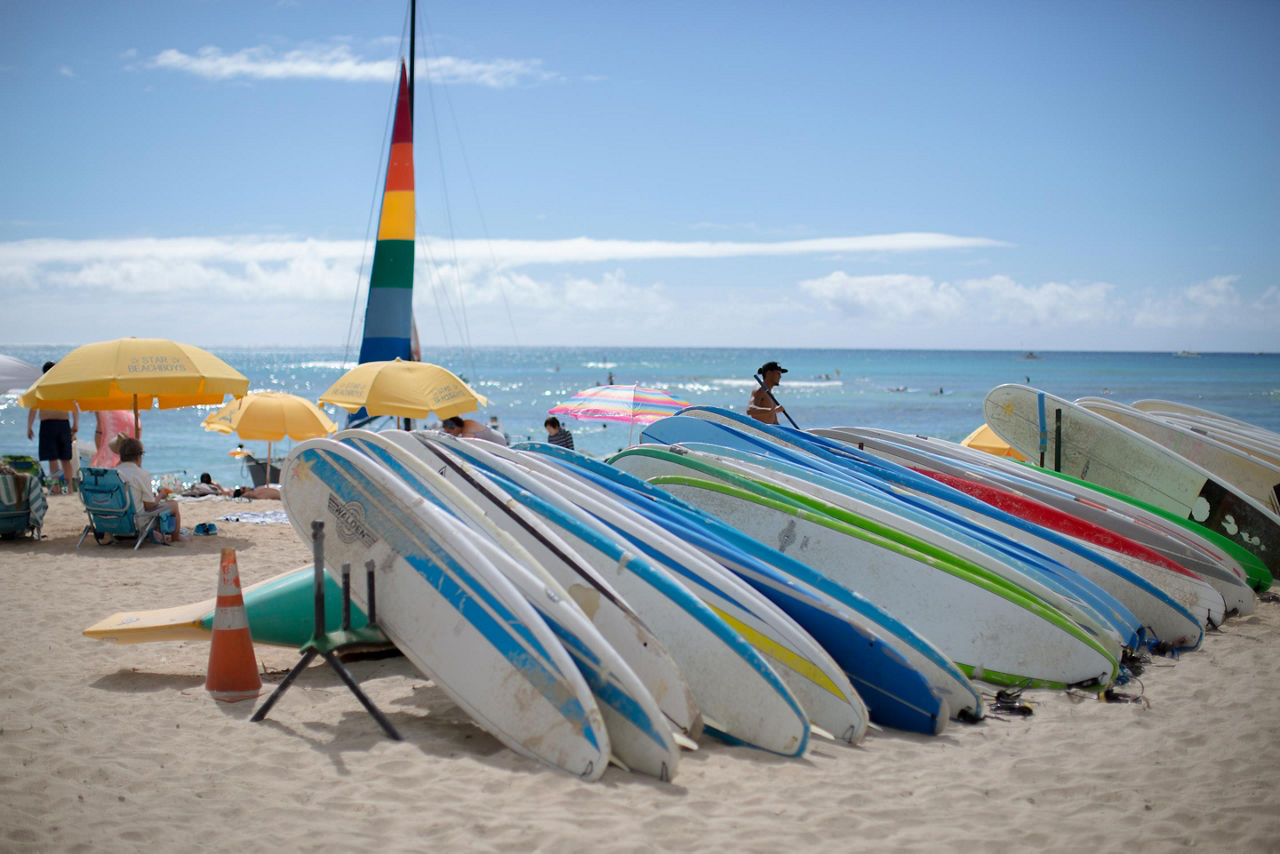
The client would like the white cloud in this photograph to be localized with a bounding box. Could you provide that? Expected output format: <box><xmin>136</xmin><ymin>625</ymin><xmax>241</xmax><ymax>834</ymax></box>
<box><xmin>1132</xmin><ymin>274</ymin><xmax>1256</xmax><ymax>330</ymax></box>
<box><xmin>10</xmin><ymin>233</ymin><xmax>1269</xmax><ymax>350</ymax></box>
<box><xmin>146</xmin><ymin>44</ymin><xmax>554</xmax><ymax>87</ymax></box>
<box><xmin>957</xmin><ymin>276</ymin><xmax>1115</xmax><ymax>325</ymax></box>
<box><xmin>797</xmin><ymin>273</ymin><xmax>1117</xmax><ymax>327</ymax></box>
<box><xmin>473</xmin><ymin>233</ymin><xmax>1006</xmax><ymax>267</ymax></box>
<box><xmin>0</xmin><ymin>233</ymin><xmax>995</xmax><ymax>346</ymax></box>
<box><xmin>800</xmin><ymin>271</ymin><xmax>1121</xmax><ymax>333</ymax></box>
<box><xmin>0</xmin><ymin>232</ymin><xmax>1001</xmax><ymax>288</ymax></box>
<box><xmin>1184</xmin><ymin>274</ymin><xmax>1242</xmax><ymax>308</ymax></box>
<box><xmin>798</xmin><ymin>273</ymin><xmax>964</xmax><ymax>322</ymax></box>
<box><xmin>0</xmin><ymin>237</ymin><xmax>363</xmax><ymax>301</ymax></box>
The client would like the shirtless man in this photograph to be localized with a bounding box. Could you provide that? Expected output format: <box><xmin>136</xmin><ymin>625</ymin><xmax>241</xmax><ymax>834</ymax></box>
<box><xmin>747</xmin><ymin>361</ymin><xmax>787</xmax><ymax>425</ymax></box>
<box><xmin>440</xmin><ymin>416</ymin><xmax>509</xmax><ymax>446</ymax></box>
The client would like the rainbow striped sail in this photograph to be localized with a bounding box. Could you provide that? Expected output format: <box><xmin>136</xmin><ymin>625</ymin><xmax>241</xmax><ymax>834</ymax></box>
<box><xmin>357</xmin><ymin>61</ymin><xmax>415</xmax><ymax>366</ymax></box>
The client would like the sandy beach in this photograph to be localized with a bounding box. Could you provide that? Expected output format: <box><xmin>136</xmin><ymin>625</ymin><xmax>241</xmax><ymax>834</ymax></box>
<box><xmin>3</xmin><ymin>491</ymin><xmax>1279</xmax><ymax>853</ymax></box>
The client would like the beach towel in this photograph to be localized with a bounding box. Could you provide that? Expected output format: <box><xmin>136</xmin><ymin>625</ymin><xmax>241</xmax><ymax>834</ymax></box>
<box><xmin>217</xmin><ymin>510</ymin><xmax>289</xmax><ymax>525</ymax></box>
<box><xmin>0</xmin><ymin>473</ymin><xmax>47</xmax><ymax>537</ymax></box>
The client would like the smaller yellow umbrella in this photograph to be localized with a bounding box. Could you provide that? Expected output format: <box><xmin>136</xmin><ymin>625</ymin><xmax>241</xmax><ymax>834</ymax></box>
<box><xmin>319</xmin><ymin>359</ymin><xmax>488</xmax><ymax>421</ymax></box>
<box><xmin>961</xmin><ymin>423</ymin><xmax>1028</xmax><ymax>461</ymax></box>
<box><xmin>203</xmin><ymin>392</ymin><xmax>338</xmax><ymax>481</ymax></box>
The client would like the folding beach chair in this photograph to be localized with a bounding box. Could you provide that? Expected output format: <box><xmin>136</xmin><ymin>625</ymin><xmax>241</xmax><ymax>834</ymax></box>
<box><xmin>0</xmin><ymin>472</ymin><xmax>46</xmax><ymax>540</ymax></box>
<box><xmin>2</xmin><ymin>454</ymin><xmax>43</xmax><ymax>480</ymax></box>
<box><xmin>76</xmin><ymin>467</ymin><xmax>173</xmax><ymax>550</ymax></box>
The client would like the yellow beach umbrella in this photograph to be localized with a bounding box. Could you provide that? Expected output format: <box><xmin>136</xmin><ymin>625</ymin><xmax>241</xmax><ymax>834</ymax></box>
<box><xmin>19</xmin><ymin>337</ymin><xmax>249</xmax><ymax>432</ymax></box>
<box><xmin>961</xmin><ymin>423</ymin><xmax>1028</xmax><ymax>461</ymax></box>
<box><xmin>203</xmin><ymin>391</ymin><xmax>338</xmax><ymax>480</ymax></box>
<box><xmin>202</xmin><ymin>391</ymin><xmax>338</xmax><ymax>441</ymax></box>
<box><xmin>319</xmin><ymin>359</ymin><xmax>487</xmax><ymax>421</ymax></box>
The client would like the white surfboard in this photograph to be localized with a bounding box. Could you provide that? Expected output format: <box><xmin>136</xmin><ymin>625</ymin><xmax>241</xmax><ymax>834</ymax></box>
<box><xmin>412</xmin><ymin>432</ymin><xmax>811</xmax><ymax>757</ymax></box>
<box><xmin>464</xmin><ymin>439</ymin><xmax>870</xmax><ymax>746</ymax></box>
<box><xmin>335</xmin><ymin>428</ymin><xmax>699</xmax><ymax>753</ymax></box>
<box><xmin>648</xmin><ymin>440</ymin><xmax>1129</xmax><ymax>653</ymax></box>
<box><xmin>1077</xmin><ymin>398</ymin><xmax>1280</xmax><ymax>515</ymax></box>
<box><xmin>333</xmin><ymin>430</ymin><xmax>680</xmax><ymax>778</ymax></box>
<box><xmin>648</xmin><ymin>409</ymin><xmax>1200</xmax><ymax>649</ymax></box>
<box><xmin>827</xmin><ymin>427</ymin><xmax>1256</xmax><ymax>617</ymax></box>
<box><xmin>1150</xmin><ymin>413</ymin><xmax>1280</xmax><ymax>469</ymax></box>
<box><xmin>985</xmin><ymin>384</ymin><xmax>1280</xmax><ymax>579</ymax></box>
<box><xmin>281</xmin><ymin>439</ymin><xmax>609</xmax><ymax>780</ymax></box>
<box><xmin>646</xmin><ymin>472</ymin><xmax>1119</xmax><ymax>691</ymax></box>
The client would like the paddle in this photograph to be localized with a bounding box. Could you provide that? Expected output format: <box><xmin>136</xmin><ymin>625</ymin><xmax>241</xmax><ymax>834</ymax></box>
<box><xmin>754</xmin><ymin>373</ymin><xmax>799</xmax><ymax>428</ymax></box>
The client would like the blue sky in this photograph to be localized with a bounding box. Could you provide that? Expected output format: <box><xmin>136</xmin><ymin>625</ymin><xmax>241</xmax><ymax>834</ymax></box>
<box><xmin>3</xmin><ymin>0</ymin><xmax>1277</xmax><ymax>352</ymax></box>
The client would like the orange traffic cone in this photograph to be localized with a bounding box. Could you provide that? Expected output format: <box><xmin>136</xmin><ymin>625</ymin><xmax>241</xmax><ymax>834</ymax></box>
<box><xmin>205</xmin><ymin>548</ymin><xmax>262</xmax><ymax>702</ymax></box>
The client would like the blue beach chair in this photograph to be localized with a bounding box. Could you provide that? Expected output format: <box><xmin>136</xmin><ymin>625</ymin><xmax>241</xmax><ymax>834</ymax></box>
<box><xmin>0</xmin><ymin>471</ymin><xmax>47</xmax><ymax>540</ymax></box>
<box><xmin>76</xmin><ymin>467</ymin><xmax>174</xmax><ymax>550</ymax></box>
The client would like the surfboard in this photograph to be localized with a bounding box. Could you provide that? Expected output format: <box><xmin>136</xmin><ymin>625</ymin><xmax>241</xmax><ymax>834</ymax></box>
<box><xmin>646</xmin><ymin>440</ymin><xmax>1132</xmax><ymax>652</ymax></box>
<box><xmin>615</xmin><ymin>444</ymin><xmax>1123</xmax><ymax>686</ymax></box>
<box><xmin>643</xmin><ymin>411</ymin><xmax>1149</xmax><ymax>649</ymax></box>
<box><xmin>825</xmin><ymin>427</ymin><xmax>1256</xmax><ymax>617</ymax></box>
<box><xmin>985</xmin><ymin>384</ymin><xmax>1280</xmax><ymax>579</ymax></box>
<box><xmin>409</xmin><ymin>432</ymin><xmax>810</xmax><ymax>757</ymax></box>
<box><xmin>1077</xmin><ymin>398</ymin><xmax>1280</xmax><ymax>515</ymax></box>
<box><xmin>332</xmin><ymin>430</ymin><xmax>679</xmax><ymax>779</ymax></box>
<box><xmin>333</xmin><ymin>428</ymin><xmax>699</xmax><ymax>754</ymax></box>
<box><xmin>1149</xmin><ymin>412</ymin><xmax>1280</xmax><ymax>469</ymax></box>
<box><xmin>83</xmin><ymin>565</ymin><xmax>374</xmax><ymax>647</ymax></box>
<box><xmin>1132</xmin><ymin>399</ymin><xmax>1280</xmax><ymax>444</ymax></box>
<box><xmin>1034</xmin><ymin>466</ymin><xmax>1273</xmax><ymax>593</ymax></box>
<box><xmin>477</xmin><ymin>442</ymin><xmax>871</xmax><ymax>744</ymax></box>
<box><xmin>281</xmin><ymin>439</ymin><xmax>609</xmax><ymax>780</ymax></box>
<box><xmin>643</xmin><ymin>471</ymin><xmax>1119</xmax><ymax>691</ymax></box>
<box><xmin>519</xmin><ymin>442</ymin><xmax>960</xmax><ymax>734</ymax></box>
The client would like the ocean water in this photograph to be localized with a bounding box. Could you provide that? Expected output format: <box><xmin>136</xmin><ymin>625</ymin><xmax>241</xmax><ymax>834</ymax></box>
<box><xmin>3</xmin><ymin>345</ymin><xmax>1277</xmax><ymax>489</ymax></box>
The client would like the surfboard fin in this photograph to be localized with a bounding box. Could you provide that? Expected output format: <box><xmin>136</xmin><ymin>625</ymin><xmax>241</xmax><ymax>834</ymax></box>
<box><xmin>671</xmin><ymin>731</ymin><xmax>699</xmax><ymax>751</ymax></box>
<box><xmin>808</xmin><ymin>723</ymin><xmax>837</xmax><ymax>742</ymax></box>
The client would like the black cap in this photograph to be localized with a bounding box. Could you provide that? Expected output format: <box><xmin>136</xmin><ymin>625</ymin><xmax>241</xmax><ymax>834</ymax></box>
<box><xmin>758</xmin><ymin>361</ymin><xmax>788</xmax><ymax>375</ymax></box>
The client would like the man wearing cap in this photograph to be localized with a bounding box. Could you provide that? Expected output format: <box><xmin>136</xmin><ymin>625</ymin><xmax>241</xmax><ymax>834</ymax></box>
<box><xmin>748</xmin><ymin>361</ymin><xmax>788</xmax><ymax>424</ymax></box>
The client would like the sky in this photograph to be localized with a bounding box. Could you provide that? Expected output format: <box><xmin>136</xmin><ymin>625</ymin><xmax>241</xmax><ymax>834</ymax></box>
<box><xmin>2</xmin><ymin>0</ymin><xmax>1278</xmax><ymax>353</ymax></box>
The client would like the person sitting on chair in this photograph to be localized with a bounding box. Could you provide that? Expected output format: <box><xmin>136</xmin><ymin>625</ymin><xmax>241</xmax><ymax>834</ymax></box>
<box><xmin>115</xmin><ymin>437</ymin><xmax>184</xmax><ymax>542</ymax></box>
<box><xmin>543</xmin><ymin>417</ymin><xmax>575</xmax><ymax>449</ymax></box>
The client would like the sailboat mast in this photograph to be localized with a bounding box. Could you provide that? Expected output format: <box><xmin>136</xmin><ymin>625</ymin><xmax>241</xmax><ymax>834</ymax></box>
<box><xmin>409</xmin><ymin>0</ymin><xmax>415</xmax><ymax>123</ymax></box>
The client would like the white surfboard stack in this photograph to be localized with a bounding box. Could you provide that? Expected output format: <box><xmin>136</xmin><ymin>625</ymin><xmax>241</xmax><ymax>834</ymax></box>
<box><xmin>255</xmin><ymin>384</ymin><xmax>1275</xmax><ymax>783</ymax></box>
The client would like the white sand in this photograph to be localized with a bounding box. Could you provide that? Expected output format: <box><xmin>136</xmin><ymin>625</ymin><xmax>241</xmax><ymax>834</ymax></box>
<box><xmin>3</xmin><ymin>493</ymin><xmax>1280</xmax><ymax>852</ymax></box>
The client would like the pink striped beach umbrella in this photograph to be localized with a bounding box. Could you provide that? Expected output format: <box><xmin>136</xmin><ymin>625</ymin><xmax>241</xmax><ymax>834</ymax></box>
<box><xmin>549</xmin><ymin>383</ymin><xmax>692</xmax><ymax>444</ymax></box>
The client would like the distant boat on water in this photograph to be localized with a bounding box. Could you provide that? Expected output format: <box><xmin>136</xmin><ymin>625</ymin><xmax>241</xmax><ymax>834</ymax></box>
<box><xmin>1022</xmin><ymin>352</ymin><xmax>1042</xmax><ymax>360</ymax></box>
<box><xmin>1175</xmin><ymin>350</ymin><xmax>1202</xmax><ymax>358</ymax></box>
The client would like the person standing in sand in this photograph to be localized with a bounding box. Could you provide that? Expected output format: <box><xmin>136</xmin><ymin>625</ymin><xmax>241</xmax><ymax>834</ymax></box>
<box><xmin>747</xmin><ymin>361</ymin><xmax>788</xmax><ymax>425</ymax></box>
<box><xmin>25</xmin><ymin>361</ymin><xmax>79</xmax><ymax>492</ymax></box>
